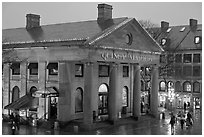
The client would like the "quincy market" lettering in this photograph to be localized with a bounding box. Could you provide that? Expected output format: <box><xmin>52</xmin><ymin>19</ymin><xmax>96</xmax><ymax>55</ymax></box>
<box><xmin>101</xmin><ymin>52</ymin><xmax>152</xmax><ymax>62</ymax></box>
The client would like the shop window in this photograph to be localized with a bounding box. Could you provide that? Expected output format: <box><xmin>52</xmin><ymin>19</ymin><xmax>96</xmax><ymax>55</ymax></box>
<box><xmin>193</xmin><ymin>82</ymin><xmax>200</xmax><ymax>93</ymax></box>
<box><xmin>99</xmin><ymin>64</ymin><xmax>109</xmax><ymax>77</ymax></box>
<box><xmin>175</xmin><ymin>81</ymin><xmax>181</xmax><ymax>92</ymax></box>
<box><xmin>47</xmin><ymin>63</ymin><xmax>58</xmax><ymax>75</ymax></box>
<box><xmin>159</xmin><ymin>81</ymin><xmax>166</xmax><ymax>91</ymax></box>
<box><xmin>194</xmin><ymin>36</ymin><xmax>201</xmax><ymax>44</ymax></box>
<box><xmin>123</xmin><ymin>66</ymin><xmax>129</xmax><ymax>77</ymax></box>
<box><xmin>175</xmin><ymin>54</ymin><xmax>182</xmax><ymax>63</ymax></box>
<box><xmin>12</xmin><ymin>86</ymin><xmax>20</xmax><ymax>102</ymax></box>
<box><xmin>193</xmin><ymin>66</ymin><xmax>201</xmax><ymax>76</ymax></box>
<box><xmin>160</xmin><ymin>54</ymin><xmax>166</xmax><ymax>63</ymax></box>
<box><xmin>183</xmin><ymin>66</ymin><xmax>192</xmax><ymax>76</ymax></box>
<box><xmin>183</xmin><ymin>81</ymin><xmax>191</xmax><ymax>92</ymax></box>
<box><xmin>122</xmin><ymin>86</ymin><xmax>128</xmax><ymax>107</ymax></box>
<box><xmin>193</xmin><ymin>54</ymin><xmax>201</xmax><ymax>63</ymax></box>
<box><xmin>10</xmin><ymin>63</ymin><xmax>20</xmax><ymax>75</ymax></box>
<box><xmin>28</xmin><ymin>63</ymin><xmax>38</xmax><ymax>75</ymax></box>
<box><xmin>183</xmin><ymin>54</ymin><xmax>192</xmax><ymax>63</ymax></box>
<box><xmin>75</xmin><ymin>64</ymin><xmax>83</xmax><ymax>77</ymax></box>
<box><xmin>75</xmin><ymin>87</ymin><xmax>83</xmax><ymax>113</ymax></box>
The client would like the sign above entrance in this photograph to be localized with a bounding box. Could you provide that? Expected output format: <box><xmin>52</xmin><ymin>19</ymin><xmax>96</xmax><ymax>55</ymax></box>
<box><xmin>101</xmin><ymin>51</ymin><xmax>153</xmax><ymax>62</ymax></box>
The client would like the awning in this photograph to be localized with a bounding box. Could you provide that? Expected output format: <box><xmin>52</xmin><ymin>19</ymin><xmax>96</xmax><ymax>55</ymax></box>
<box><xmin>35</xmin><ymin>87</ymin><xmax>59</xmax><ymax>97</ymax></box>
<box><xmin>4</xmin><ymin>94</ymin><xmax>39</xmax><ymax>110</ymax></box>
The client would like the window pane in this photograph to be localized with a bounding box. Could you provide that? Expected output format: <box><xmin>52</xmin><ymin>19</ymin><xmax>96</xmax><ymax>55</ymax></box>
<box><xmin>183</xmin><ymin>66</ymin><xmax>192</xmax><ymax>76</ymax></box>
<box><xmin>175</xmin><ymin>54</ymin><xmax>182</xmax><ymax>63</ymax></box>
<box><xmin>75</xmin><ymin>64</ymin><xmax>83</xmax><ymax>77</ymax></box>
<box><xmin>183</xmin><ymin>82</ymin><xmax>191</xmax><ymax>92</ymax></box>
<box><xmin>193</xmin><ymin>54</ymin><xmax>201</xmax><ymax>63</ymax></box>
<box><xmin>123</xmin><ymin>66</ymin><xmax>129</xmax><ymax>77</ymax></box>
<box><xmin>193</xmin><ymin>66</ymin><xmax>201</xmax><ymax>76</ymax></box>
<box><xmin>12</xmin><ymin>68</ymin><xmax>20</xmax><ymax>75</ymax></box>
<box><xmin>30</xmin><ymin>68</ymin><xmax>38</xmax><ymax>75</ymax></box>
<box><xmin>99</xmin><ymin>65</ymin><xmax>109</xmax><ymax>77</ymax></box>
<box><xmin>183</xmin><ymin>54</ymin><xmax>192</xmax><ymax>63</ymax></box>
<box><xmin>193</xmin><ymin>82</ymin><xmax>200</xmax><ymax>93</ymax></box>
<box><xmin>160</xmin><ymin>81</ymin><xmax>166</xmax><ymax>91</ymax></box>
<box><xmin>175</xmin><ymin>66</ymin><xmax>182</xmax><ymax>77</ymax></box>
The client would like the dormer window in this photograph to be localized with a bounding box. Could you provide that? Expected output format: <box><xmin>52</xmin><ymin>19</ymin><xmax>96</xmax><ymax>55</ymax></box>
<box><xmin>161</xmin><ymin>38</ymin><xmax>167</xmax><ymax>46</ymax></box>
<box><xmin>180</xmin><ymin>27</ymin><xmax>186</xmax><ymax>32</ymax></box>
<box><xmin>125</xmin><ymin>33</ymin><xmax>133</xmax><ymax>45</ymax></box>
<box><xmin>194</xmin><ymin>36</ymin><xmax>201</xmax><ymax>44</ymax></box>
<box><xmin>166</xmin><ymin>28</ymin><xmax>172</xmax><ymax>33</ymax></box>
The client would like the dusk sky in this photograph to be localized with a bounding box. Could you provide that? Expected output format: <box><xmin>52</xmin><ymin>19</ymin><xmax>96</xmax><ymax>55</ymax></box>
<box><xmin>2</xmin><ymin>1</ymin><xmax>202</xmax><ymax>29</ymax></box>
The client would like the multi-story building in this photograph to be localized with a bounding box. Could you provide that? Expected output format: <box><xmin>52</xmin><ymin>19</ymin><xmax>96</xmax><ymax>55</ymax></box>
<box><xmin>150</xmin><ymin>19</ymin><xmax>202</xmax><ymax>111</ymax></box>
<box><xmin>2</xmin><ymin>4</ymin><xmax>163</xmax><ymax>128</ymax></box>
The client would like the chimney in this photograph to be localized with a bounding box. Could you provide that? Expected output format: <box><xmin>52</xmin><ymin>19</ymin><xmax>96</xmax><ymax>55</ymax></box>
<box><xmin>26</xmin><ymin>14</ymin><xmax>40</xmax><ymax>29</ymax></box>
<box><xmin>189</xmin><ymin>19</ymin><xmax>197</xmax><ymax>31</ymax></box>
<box><xmin>161</xmin><ymin>21</ymin><xmax>169</xmax><ymax>32</ymax></box>
<box><xmin>97</xmin><ymin>3</ymin><xmax>113</xmax><ymax>23</ymax></box>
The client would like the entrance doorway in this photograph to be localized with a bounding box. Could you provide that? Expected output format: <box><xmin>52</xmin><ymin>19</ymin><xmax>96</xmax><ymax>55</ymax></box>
<box><xmin>98</xmin><ymin>84</ymin><xmax>108</xmax><ymax>115</ymax></box>
<box><xmin>50</xmin><ymin>97</ymin><xmax>58</xmax><ymax>120</ymax></box>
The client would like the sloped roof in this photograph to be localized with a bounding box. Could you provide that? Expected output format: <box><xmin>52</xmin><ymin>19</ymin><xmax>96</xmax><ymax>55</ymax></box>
<box><xmin>150</xmin><ymin>24</ymin><xmax>202</xmax><ymax>51</ymax></box>
<box><xmin>2</xmin><ymin>17</ymin><xmax>127</xmax><ymax>46</ymax></box>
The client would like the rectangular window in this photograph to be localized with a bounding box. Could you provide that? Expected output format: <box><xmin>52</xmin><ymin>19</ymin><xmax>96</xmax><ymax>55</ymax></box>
<box><xmin>99</xmin><ymin>65</ymin><xmax>109</xmax><ymax>77</ymax></box>
<box><xmin>123</xmin><ymin>66</ymin><xmax>129</xmax><ymax>77</ymax></box>
<box><xmin>193</xmin><ymin>54</ymin><xmax>201</xmax><ymax>63</ymax></box>
<box><xmin>47</xmin><ymin>63</ymin><xmax>58</xmax><ymax>75</ymax></box>
<box><xmin>167</xmin><ymin>65</ymin><xmax>174</xmax><ymax>77</ymax></box>
<box><xmin>167</xmin><ymin>54</ymin><xmax>174</xmax><ymax>64</ymax></box>
<box><xmin>11</xmin><ymin>63</ymin><xmax>20</xmax><ymax>75</ymax></box>
<box><xmin>183</xmin><ymin>54</ymin><xmax>192</xmax><ymax>63</ymax></box>
<box><xmin>183</xmin><ymin>66</ymin><xmax>192</xmax><ymax>76</ymax></box>
<box><xmin>28</xmin><ymin>63</ymin><xmax>38</xmax><ymax>75</ymax></box>
<box><xmin>175</xmin><ymin>66</ymin><xmax>182</xmax><ymax>78</ymax></box>
<box><xmin>160</xmin><ymin>54</ymin><xmax>166</xmax><ymax>63</ymax></box>
<box><xmin>193</xmin><ymin>66</ymin><xmax>201</xmax><ymax>76</ymax></box>
<box><xmin>175</xmin><ymin>54</ymin><xmax>182</xmax><ymax>63</ymax></box>
<box><xmin>75</xmin><ymin>64</ymin><xmax>84</xmax><ymax>77</ymax></box>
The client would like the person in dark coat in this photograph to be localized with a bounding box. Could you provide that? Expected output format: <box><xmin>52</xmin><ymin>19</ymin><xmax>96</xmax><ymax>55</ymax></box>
<box><xmin>14</xmin><ymin>113</ymin><xmax>20</xmax><ymax>130</ymax></box>
<box><xmin>179</xmin><ymin>114</ymin><xmax>185</xmax><ymax>130</ymax></box>
<box><xmin>169</xmin><ymin>113</ymin><xmax>176</xmax><ymax>134</ymax></box>
<box><xmin>11</xmin><ymin>121</ymin><xmax>16</xmax><ymax>135</ymax></box>
<box><xmin>184</xmin><ymin>102</ymin><xmax>187</xmax><ymax>111</ymax></box>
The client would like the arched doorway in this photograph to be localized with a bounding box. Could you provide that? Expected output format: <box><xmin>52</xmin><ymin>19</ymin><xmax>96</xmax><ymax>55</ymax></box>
<box><xmin>12</xmin><ymin>86</ymin><xmax>20</xmax><ymax>102</ymax></box>
<box><xmin>75</xmin><ymin>87</ymin><xmax>83</xmax><ymax>113</ymax></box>
<box><xmin>30</xmin><ymin>86</ymin><xmax>37</xmax><ymax>96</ymax></box>
<box><xmin>122</xmin><ymin>86</ymin><xmax>128</xmax><ymax>114</ymax></box>
<box><xmin>98</xmin><ymin>84</ymin><xmax>108</xmax><ymax>115</ymax></box>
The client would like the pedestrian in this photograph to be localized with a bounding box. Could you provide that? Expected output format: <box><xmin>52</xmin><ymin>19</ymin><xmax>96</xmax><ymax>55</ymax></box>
<box><xmin>11</xmin><ymin>121</ymin><xmax>16</xmax><ymax>135</ymax></box>
<box><xmin>186</xmin><ymin>112</ymin><xmax>193</xmax><ymax>126</ymax></box>
<box><xmin>169</xmin><ymin>113</ymin><xmax>176</xmax><ymax>134</ymax></box>
<box><xmin>14</xmin><ymin>113</ymin><xmax>20</xmax><ymax>130</ymax></box>
<box><xmin>184</xmin><ymin>102</ymin><xmax>187</xmax><ymax>112</ymax></box>
<box><xmin>180</xmin><ymin>113</ymin><xmax>185</xmax><ymax>130</ymax></box>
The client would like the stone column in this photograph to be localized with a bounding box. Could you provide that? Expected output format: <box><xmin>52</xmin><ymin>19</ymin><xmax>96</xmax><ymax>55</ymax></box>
<box><xmin>108</xmin><ymin>63</ymin><xmax>120</xmax><ymax>124</ymax></box>
<box><xmin>20</xmin><ymin>62</ymin><xmax>27</xmax><ymax>97</ymax></box>
<box><xmin>58</xmin><ymin>62</ymin><xmax>72</xmax><ymax>121</ymax></box>
<box><xmin>83</xmin><ymin>62</ymin><xmax>95</xmax><ymax>129</ymax></box>
<box><xmin>150</xmin><ymin>65</ymin><xmax>159</xmax><ymax>117</ymax></box>
<box><xmin>38</xmin><ymin>61</ymin><xmax>47</xmax><ymax>119</ymax></box>
<box><xmin>133</xmin><ymin>64</ymin><xmax>141</xmax><ymax>119</ymax></box>
<box><xmin>2</xmin><ymin>63</ymin><xmax>10</xmax><ymax>115</ymax></box>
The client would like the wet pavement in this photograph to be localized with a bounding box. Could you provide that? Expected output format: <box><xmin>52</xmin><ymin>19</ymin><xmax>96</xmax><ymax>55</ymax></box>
<box><xmin>2</xmin><ymin>109</ymin><xmax>202</xmax><ymax>135</ymax></box>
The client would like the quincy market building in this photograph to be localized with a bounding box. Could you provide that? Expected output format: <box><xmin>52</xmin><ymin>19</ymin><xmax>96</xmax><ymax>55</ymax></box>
<box><xmin>2</xmin><ymin>4</ymin><xmax>163</xmax><ymax>127</ymax></box>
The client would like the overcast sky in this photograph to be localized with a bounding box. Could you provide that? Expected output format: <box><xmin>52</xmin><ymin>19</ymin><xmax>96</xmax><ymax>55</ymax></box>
<box><xmin>2</xmin><ymin>2</ymin><xmax>202</xmax><ymax>29</ymax></box>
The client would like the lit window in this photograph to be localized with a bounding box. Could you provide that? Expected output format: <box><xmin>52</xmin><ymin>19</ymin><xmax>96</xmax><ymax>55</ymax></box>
<box><xmin>122</xmin><ymin>86</ymin><xmax>128</xmax><ymax>107</ymax></box>
<box><xmin>166</xmin><ymin>28</ymin><xmax>172</xmax><ymax>32</ymax></box>
<box><xmin>180</xmin><ymin>27</ymin><xmax>185</xmax><ymax>32</ymax></box>
<box><xmin>160</xmin><ymin>81</ymin><xmax>166</xmax><ymax>91</ymax></box>
<box><xmin>194</xmin><ymin>36</ymin><xmax>201</xmax><ymax>44</ymax></box>
<box><xmin>183</xmin><ymin>82</ymin><xmax>191</xmax><ymax>92</ymax></box>
<box><xmin>161</xmin><ymin>38</ymin><xmax>167</xmax><ymax>46</ymax></box>
<box><xmin>75</xmin><ymin>64</ymin><xmax>83</xmax><ymax>77</ymax></box>
<box><xmin>47</xmin><ymin>63</ymin><xmax>58</xmax><ymax>75</ymax></box>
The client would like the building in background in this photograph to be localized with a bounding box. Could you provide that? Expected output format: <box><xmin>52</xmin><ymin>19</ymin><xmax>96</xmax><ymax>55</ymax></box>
<box><xmin>2</xmin><ymin>3</ymin><xmax>163</xmax><ymax>128</ymax></box>
<box><xmin>149</xmin><ymin>19</ymin><xmax>202</xmax><ymax>111</ymax></box>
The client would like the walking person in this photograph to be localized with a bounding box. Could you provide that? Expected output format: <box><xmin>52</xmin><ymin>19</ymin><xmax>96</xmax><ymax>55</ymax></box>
<box><xmin>11</xmin><ymin>121</ymin><xmax>16</xmax><ymax>135</ymax></box>
<box><xmin>184</xmin><ymin>102</ymin><xmax>187</xmax><ymax>112</ymax></box>
<box><xmin>169</xmin><ymin>113</ymin><xmax>176</xmax><ymax>134</ymax></box>
<box><xmin>14</xmin><ymin>113</ymin><xmax>20</xmax><ymax>130</ymax></box>
<box><xmin>179</xmin><ymin>113</ymin><xmax>185</xmax><ymax>130</ymax></box>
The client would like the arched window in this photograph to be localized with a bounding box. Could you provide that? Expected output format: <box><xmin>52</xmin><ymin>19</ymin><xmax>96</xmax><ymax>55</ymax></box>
<box><xmin>141</xmin><ymin>80</ymin><xmax>144</xmax><ymax>91</ymax></box>
<box><xmin>193</xmin><ymin>82</ymin><xmax>200</xmax><ymax>93</ymax></box>
<box><xmin>159</xmin><ymin>81</ymin><xmax>166</xmax><ymax>91</ymax></box>
<box><xmin>98</xmin><ymin>84</ymin><xmax>108</xmax><ymax>115</ymax></box>
<box><xmin>75</xmin><ymin>87</ymin><xmax>83</xmax><ymax>113</ymax></box>
<box><xmin>175</xmin><ymin>81</ymin><xmax>181</xmax><ymax>92</ymax></box>
<box><xmin>30</xmin><ymin>86</ymin><xmax>37</xmax><ymax>96</ymax></box>
<box><xmin>122</xmin><ymin>86</ymin><xmax>128</xmax><ymax>107</ymax></box>
<box><xmin>183</xmin><ymin>81</ymin><xmax>191</xmax><ymax>92</ymax></box>
<box><xmin>12</xmin><ymin>86</ymin><xmax>20</xmax><ymax>102</ymax></box>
